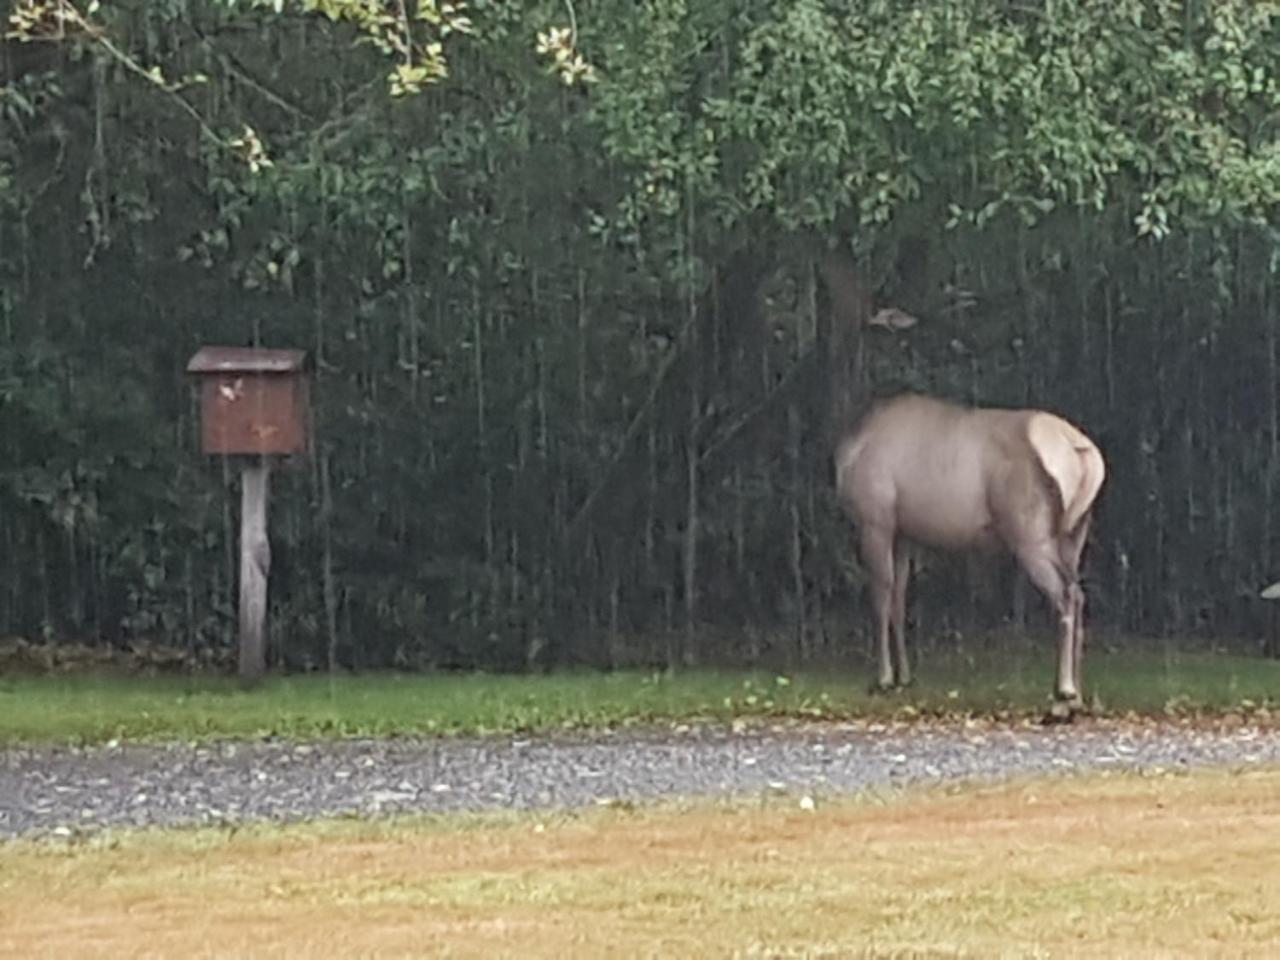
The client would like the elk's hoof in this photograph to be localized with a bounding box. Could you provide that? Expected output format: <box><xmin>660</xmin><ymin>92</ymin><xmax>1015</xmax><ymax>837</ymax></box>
<box><xmin>1043</xmin><ymin>697</ymin><xmax>1083</xmax><ymax>725</ymax></box>
<box><xmin>869</xmin><ymin>680</ymin><xmax>897</xmax><ymax>696</ymax></box>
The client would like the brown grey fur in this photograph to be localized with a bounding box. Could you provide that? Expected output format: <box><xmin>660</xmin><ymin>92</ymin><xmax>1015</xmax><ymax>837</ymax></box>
<box><xmin>835</xmin><ymin>393</ymin><xmax>1106</xmax><ymax>703</ymax></box>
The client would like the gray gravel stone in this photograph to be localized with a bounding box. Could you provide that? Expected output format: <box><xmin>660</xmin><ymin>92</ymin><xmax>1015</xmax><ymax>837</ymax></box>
<box><xmin>3</xmin><ymin>720</ymin><xmax>1278</xmax><ymax>839</ymax></box>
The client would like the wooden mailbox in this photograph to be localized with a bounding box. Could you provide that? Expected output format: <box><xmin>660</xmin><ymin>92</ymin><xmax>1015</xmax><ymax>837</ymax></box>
<box><xmin>186</xmin><ymin>346</ymin><xmax>310</xmax><ymax>456</ymax></box>
<box><xmin>186</xmin><ymin>346</ymin><xmax>310</xmax><ymax>684</ymax></box>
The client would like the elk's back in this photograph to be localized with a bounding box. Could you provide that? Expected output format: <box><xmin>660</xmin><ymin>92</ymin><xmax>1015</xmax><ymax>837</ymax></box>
<box><xmin>835</xmin><ymin>394</ymin><xmax>1009</xmax><ymax>549</ymax></box>
<box><xmin>836</xmin><ymin>393</ymin><xmax>1106</xmax><ymax>550</ymax></box>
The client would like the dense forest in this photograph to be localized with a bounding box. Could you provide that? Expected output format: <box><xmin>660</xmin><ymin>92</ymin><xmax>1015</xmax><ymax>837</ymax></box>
<box><xmin>0</xmin><ymin>0</ymin><xmax>1277</xmax><ymax>672</ymax></box>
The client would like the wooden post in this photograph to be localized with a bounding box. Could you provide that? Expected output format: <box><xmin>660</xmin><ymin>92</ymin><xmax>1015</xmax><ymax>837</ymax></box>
<box><xmin>239</xmin><ymin>458</ymin><xmax>272</xmax><ymax>683</ymax></box>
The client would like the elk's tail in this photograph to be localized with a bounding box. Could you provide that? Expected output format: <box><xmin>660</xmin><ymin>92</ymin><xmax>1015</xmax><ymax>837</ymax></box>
<box><xmin>1026</xmin><ymin>413</ymin><xmax>1106</xmax><ymax>535</ymax></box>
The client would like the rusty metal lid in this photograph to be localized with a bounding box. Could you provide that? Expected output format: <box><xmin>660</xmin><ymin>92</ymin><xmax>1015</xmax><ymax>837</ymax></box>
<box><xmin>186</xmin><ymin>346</ymin><xmax>308</xmax><ymax>375</ymax></box>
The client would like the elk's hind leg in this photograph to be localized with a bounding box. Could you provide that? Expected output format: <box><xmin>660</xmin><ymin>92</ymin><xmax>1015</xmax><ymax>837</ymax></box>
<box><xmin>891</xmin><ymin>541</ymin><xmax>912</xmax><ymax>686</ymax></box>
<box><xmin>1060</xmin><ymin>515</ymin><xmax>1093</xmax><ymax>701</ymax></box>
<box><xmin>1012</xmin><ymin>541</ymin><xmax>1080</xmax><ymax>705</ymax></box>
<box><xmin>1068</xmin><ymin>582</ymin><xmax>1086</xmax><ymax>699</ymax></box>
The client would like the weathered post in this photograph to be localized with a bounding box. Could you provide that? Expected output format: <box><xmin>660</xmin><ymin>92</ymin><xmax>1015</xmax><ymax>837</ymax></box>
<box><xmin>238</xmin><ymin>458</ymin><xmax>271</xmax><ymax>681</ymax></box>
<box><xmin>186</xmin><ymin>347</ymin><xmax>310</xmax><ymax>683</ymax></box>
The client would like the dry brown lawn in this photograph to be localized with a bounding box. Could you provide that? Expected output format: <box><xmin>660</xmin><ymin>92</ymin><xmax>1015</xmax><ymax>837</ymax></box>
<box><xmin>3</xmin><ymin>768</ymin><xmax>1279</xmax><ymax>959</ymax></box>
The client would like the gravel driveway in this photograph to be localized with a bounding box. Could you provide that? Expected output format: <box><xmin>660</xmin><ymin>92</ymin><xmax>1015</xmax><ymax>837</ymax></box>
<box><xmin>4</xmin><ymin>720</ymin><xmax>1279</xmax><ymax>839</ymax></box>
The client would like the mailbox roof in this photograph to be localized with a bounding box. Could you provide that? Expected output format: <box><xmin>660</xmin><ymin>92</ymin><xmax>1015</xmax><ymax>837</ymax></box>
<box><xmin>187</xmin><ymin>346</ymin><xmax>308</xmax><ymax>375</ymax></box>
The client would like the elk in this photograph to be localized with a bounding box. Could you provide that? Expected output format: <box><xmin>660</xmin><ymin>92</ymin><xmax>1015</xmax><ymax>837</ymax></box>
<box><xmin>834</xmin><ymin>392</ymin><xmax>1106</xmax><ymax>707</ymax></box>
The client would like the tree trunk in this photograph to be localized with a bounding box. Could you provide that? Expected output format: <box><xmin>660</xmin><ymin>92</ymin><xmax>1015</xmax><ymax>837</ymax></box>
<box><xmin>788</xmin><ymin>403</ymin><xmax>807</xmax><ymax>661</ymax></box>
<box><xmin>321</xmin><ymin>447</ymin><xmax>340</xmax><ymax>673</ymax></box>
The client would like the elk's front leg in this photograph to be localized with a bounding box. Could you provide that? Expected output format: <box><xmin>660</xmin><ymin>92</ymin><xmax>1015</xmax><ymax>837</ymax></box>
<box><xmin>891</xmin><ymin>543</ymin><xmax>911</xmax><ymax>686</ymax></box>
<box><xmin>861</xmin><ymin>525</ymin><xmax>896</xmax><ymax>691</ymax></box>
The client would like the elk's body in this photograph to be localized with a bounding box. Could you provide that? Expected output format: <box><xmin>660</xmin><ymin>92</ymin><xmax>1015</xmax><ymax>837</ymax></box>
<box><xmin>835</xmin><ymin>393</ymin><xmax>1106</xmax><ymax>704</ymax></box>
